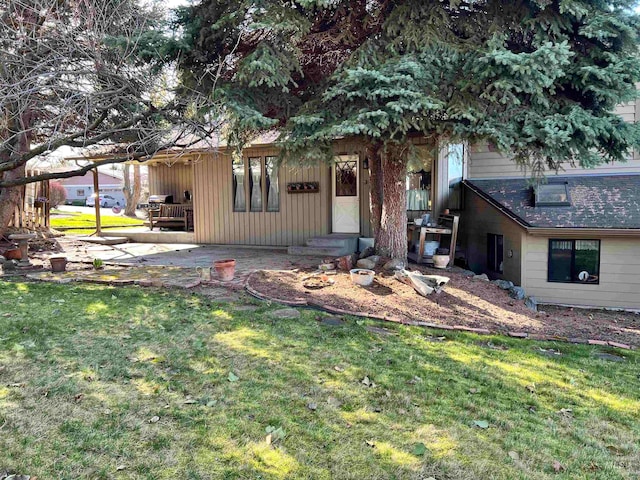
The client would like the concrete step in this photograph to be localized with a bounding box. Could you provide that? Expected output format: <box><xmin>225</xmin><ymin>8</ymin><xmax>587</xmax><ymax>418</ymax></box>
<box><xmin>287</xmin><ymin>245</ymin><xmax>352</xmax><ymax>257</ymax></box>
<box><xmin>305</xmin><ymin>235</ymin><xmax>359</xmax><ymax>251</ymax></box>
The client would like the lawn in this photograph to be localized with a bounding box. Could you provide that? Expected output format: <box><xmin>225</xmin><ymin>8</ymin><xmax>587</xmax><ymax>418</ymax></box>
<box><xmin>0</xmin><ymin>281</ymin><xmax>638</xmax><ymax>479</ymax></box>
<box><xmin>50</xmin><ymin>211</ymin><xmax>144</xmax><ymax>234</ymax></box>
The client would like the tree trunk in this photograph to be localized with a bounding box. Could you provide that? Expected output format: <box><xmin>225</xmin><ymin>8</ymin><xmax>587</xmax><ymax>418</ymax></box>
<box><xmin>0</xmin><ymin>165</ymin><xmax>26</xmax><ymax>236</ymax></box>
<box><xmin>123</xmin><ymin>163</ymin><xmax>141</xmax><ymax>217</ymax></box>
<box><xmin>375</xmin><ymin>143</ymin><xmax>408</xmax><ymax>261</ymax></box>
<box><xmin>366</xmin><ymin>142</ymin><xmax>383</xmax><ymax>238</ymax></box>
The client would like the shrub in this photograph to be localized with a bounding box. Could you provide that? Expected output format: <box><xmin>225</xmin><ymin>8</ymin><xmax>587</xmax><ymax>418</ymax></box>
<box><xmin>49</xmin><ymin>181</ymin><xmax>67</xmax><ymax>207</ymax></box>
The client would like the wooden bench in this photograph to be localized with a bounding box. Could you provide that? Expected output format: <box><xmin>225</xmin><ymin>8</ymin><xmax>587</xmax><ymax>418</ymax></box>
<box><xmin>149</xmin><ymin>204</ymin><xmax>191</xmax><ymax>231</ymax></box>
<box><xmin>407</xmin><ymin>213</ymin><xmax>460</xmax><ymax>267</ymax></box>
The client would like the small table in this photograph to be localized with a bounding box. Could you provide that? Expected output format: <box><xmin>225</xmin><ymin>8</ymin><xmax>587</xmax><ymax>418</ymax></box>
<box><xmin>407</xmin><ymin>214</ymin><xmax>460</xmax><ymax>267</ymax></box>
<box><xmin>8</xmin><ymin>233</ymin><xmax>37</xmax><ymax>268</ymax></box>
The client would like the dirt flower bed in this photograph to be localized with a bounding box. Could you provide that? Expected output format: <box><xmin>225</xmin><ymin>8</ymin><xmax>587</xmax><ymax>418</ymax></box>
<box><xmin>248</xmin><ymin>266</ymin><xmax>640</xmax><ymax>347</ymax></box>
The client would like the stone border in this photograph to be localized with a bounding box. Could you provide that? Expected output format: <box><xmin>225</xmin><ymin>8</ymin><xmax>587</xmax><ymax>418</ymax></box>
<box><xmin>244</xmin><ymin>271</ymin><xmax>634</xmax><ymax>351</ymax></box>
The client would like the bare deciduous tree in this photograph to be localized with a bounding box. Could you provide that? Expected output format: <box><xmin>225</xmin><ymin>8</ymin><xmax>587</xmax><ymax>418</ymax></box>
<box><xmin>0</xmin><ymin>0</ymin><xmax>220</xmax><ymax>234</ymax></box>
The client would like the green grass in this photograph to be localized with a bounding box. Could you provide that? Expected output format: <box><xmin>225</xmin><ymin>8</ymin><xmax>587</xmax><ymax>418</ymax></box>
<box><xmin>50</xmin><ymin>211</ymin><xmax>144</xmax><ymax>234</ymax></box>
<box><xmin>0</xmin><ymin>281</ymin><xmax>638</xmax><ymax>479</ymax></box>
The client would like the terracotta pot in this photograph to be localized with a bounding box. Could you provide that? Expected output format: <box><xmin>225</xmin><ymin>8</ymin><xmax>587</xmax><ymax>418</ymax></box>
<box><xmin>214</xmin><ymin>259</ymin><xmax>236</xmax><ymax>281</ymax></box>
<box><xmin>50</xmin><ymin>256</ymin><xmax>68</xmax><ymax>272</ymax></box>
<box><xmin>4</xmin><ymin>248</ymin><xmax>21</xmax><ymax>260</ymax></box>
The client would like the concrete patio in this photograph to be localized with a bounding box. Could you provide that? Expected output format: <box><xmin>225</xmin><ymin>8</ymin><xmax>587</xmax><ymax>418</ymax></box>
<box><xmin>26</xmin><ymin>236</ymin><xmax>325</xmax><ymax>287</ymax></box>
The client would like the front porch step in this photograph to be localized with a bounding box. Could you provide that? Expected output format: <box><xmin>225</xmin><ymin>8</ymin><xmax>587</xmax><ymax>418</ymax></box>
<box><xmin>287</xmin><ymin>245</ymin><xmax>351</xmax><ymax>257</ymax></box>
<box><xmin>287</xmin><ymin>234</ymin><xmax>359</xmax><ymax>257</ymax></box>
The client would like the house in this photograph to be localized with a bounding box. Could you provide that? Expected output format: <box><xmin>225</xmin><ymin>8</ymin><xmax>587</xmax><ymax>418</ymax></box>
<box><xmin>92</xmin><ymin>98</ymin><xmax>639</xmax><ymax>310</ymax></box>
<box><xmin>56</xmin><ymin>169</ymin><xmax>125</xmax><ymax>206</ymax></box>
<box><xmin>143</xmin><ymin>135</ymin><xmax>464</xmax><ymax>252</ymax></box>
<box><xmin>461</xmin><ymin>99</ymin><xmax>640</xmax><ymax>310</ymax></box>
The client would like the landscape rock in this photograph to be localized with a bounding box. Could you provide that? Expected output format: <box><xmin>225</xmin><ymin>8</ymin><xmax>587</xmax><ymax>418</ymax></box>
<box><xmin>356</xmin><ymin>259</ymin><xmax>376</xmax><ymax>270</ymax></box>
<box><xmin>525</xmin><ymin>296</ymin><xmax>538</xmax><ymax>312</ymax></box>
<box><xmin>359</xmin><ymin>247</ymin><xmax>375</xmax><ymax>259</ymax></box>
<box><xmin>473</xmin><ymin>273</ymin><xmax>489</xmax><ymax>281</ymax></box>
<box><xmin>509</xmin><ymin>286</ymin><xmax>526</xmax><ymax>300</ymax></box>
<box><xmin>363</xmin><ymin>255</ymin><xmax>381</xmax><ymax>265</ymax></box>
<box><xmin>383</xmin><ymin>259</ymin><xmax>404</xmax><ymax>271</ymax></box>
<box><xmin>269</xmin><ymin>308</ymin><xmax>301</xmax><ymax>319</ymax></box>
<box><xmin>493</xmin><ymin>279</ymin><xmax>514</xmax><ymax>290</ymax></box>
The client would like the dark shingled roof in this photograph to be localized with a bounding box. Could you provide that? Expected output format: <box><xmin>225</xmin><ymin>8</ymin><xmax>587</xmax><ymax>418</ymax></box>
<box><xmin>464</xmin><ymin>175</ymin><xmax>640</xmax><ymax>229</ymax></box>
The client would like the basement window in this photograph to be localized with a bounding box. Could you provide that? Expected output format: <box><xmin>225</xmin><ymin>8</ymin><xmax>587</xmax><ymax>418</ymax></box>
<box><xmin>535</xmin><ymin>182</ymin><xmax>570</xmax><ymax>207</ymax></box>
<box><xmin>548</xmin><ymin>239</ymin><xmax>600</xmax><ymax>284</ymax></box>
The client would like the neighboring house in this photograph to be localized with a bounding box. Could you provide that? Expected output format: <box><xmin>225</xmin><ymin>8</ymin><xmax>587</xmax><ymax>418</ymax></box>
<box><xmin>461</xmin><ymin>100</ymin><xmax>640</xmax><ymax>310</ymax></box>
<box><xmin>57</xmin><ymin>170</ymin><xmax>126</xmax><ymax>206</ymax></box>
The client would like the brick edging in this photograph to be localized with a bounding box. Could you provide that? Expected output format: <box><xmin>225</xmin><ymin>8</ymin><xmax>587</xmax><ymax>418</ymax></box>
<box><xmin>244</xmin><ymin>271</ymin><xmax>634</xmax><ymax>351</ymax></box>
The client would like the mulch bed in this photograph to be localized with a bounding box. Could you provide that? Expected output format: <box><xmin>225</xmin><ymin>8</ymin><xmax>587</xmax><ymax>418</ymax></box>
<box><xmin>247</xmin><ymin>266</ymin><xmax>640</xmax><ymax>348</ymax></box>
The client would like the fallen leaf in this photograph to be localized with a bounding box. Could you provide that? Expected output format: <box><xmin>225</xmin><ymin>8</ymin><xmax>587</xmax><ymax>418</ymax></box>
<box><xmin>361</xmin><ymin>376</ymin><xmax>372</xmax><ymax>387</ymax></box>
<box><xmin>473</xmin><ymin>420</ymin><xmax>489</xmax><ymax>429</ymax></box>
<box><xmin>183</xmin><ymin>399</ymin><xmax>198</xmax><ymax>404</ymax></box>
<box><xmin>365</xmin><ymin>440</ymin><xmax>376</xmax><ymax>448</ymax></box>
<box><xmin>228</xmin><ymin>372</ymin><xmax>239</xmax><ymax>382</ymax></box>
<box><xmin>265</xmin><ymin>425</ymin><xmax>285</xmax><ymax>444</ymax></box>
<box><xmin>74</xmin><ymin>393</ymin><xmax>84</xmax><ymax>403</ymax></box>
<box><xmin>412</xmin><ymin>442</ymin><xmax>427</xmax><ymax>456</ymax></box>
<box><xmin>552</xmin><ymin>460</ymin><xmax>564</xmax><ymax>472</ymax></box>
<box><xmin>508</xmin><ymin>451</ymin><xmax>520</xmax><ymax>461</ymax></box>
<box><xmin>333</xmin><ymin>366</ymin><xmax>344</xmax><ymax>372</ymax></box>
<box><xmin>469</xmin><ymin>388</ymin><xmax>479</xmax><ymax>394</ymax></box>
<box><xmin>307</xmin><ymin>402</ymin><xmax>317</xmax><ymax>411</ymax></box>
<box><xmin>558</xmin><ymin>408</ymin><xmax>573</xmax><ymax>416</ymax></box>
<box><xmin>606</xmin><ymin>445</ymin><xmax>625</xmax><ymax>456</ymax></box>
<box><xmin>525</xmin><ymin>384</ymin><xmax>536</xmax><ymax>393</ymax></box>
<box><xmin>116</xmin><ymin>465</ymin><xmax>126</xmax><ymax>471</ymax></box>
<box><xmin>407</xmin><ymin>376</ymin><xmax>422</xmax><ymax>385</ymax></box>
<box><xmin>149</xmin><ymin>416</ymin><xmax>160</xmax><ymax>423</ymax></box>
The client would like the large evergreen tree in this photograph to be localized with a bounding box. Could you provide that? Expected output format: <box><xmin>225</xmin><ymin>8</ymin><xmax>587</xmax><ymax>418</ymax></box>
<box><xmin>177</xmin><ymin>0</ymin><xmax>640</xmax><ymax>259</ymax></box>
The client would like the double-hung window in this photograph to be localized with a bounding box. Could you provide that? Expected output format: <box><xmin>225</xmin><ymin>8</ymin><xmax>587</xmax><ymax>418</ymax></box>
<box><xmin>232</xmin><ymin>156</ymin><xmax>280</xmax><ymax>212</ymax></box>
<box><xmin>548</xmin><ymin>239</ymin><xmax>600</xmax><ymax>284</ymax></box>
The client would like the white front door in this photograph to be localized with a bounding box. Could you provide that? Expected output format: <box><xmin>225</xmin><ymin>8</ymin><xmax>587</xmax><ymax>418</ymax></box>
<box><xmin>332</xmin><ymin>155</ymin><xmax>360</xmax><ymax>233</ymax></box>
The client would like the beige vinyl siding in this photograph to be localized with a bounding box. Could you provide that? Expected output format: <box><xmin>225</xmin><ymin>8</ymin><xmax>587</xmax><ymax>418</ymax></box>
<box><xmin>522</xmin><ymin>236</ymin><xmax>640</xmax><ymax>309</ymax></box>
<box><xmin>461</xmin><ymin>189</ymin><xmax>525</xmax><ymax>284</ymax></box>
<box><xmin>193</xmin><ymin>148</ymin><xmax>331</xmax><ymax>246</ymax></box>
<box><xmin>468</xmin><ymin>99</ymin><xmax>640</xmax><ymax>179</ymax></box>
<box><xmin>148</xmin><ymin>163</ymin><xmax>193</xmax><ymax>202</ymax></box>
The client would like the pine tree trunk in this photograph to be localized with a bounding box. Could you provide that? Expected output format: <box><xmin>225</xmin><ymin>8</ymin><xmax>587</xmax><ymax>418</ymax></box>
<box><xmin>375</xmin><ymin>144</ymin><xmax>408</xmax><ymax>261</ymax></box>
<box><xmin>366</xmin><ymin>142</ymin><xmax>383</xmax><ymax>237</ymax></box>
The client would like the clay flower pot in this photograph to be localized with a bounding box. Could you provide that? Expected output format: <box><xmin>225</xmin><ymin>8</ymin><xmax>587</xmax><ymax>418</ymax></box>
<box><xmin>214</xmin><ymin>259</ymin><xmax>236</xmax><ymax>282</ymax></box>
<box><xmin>4</xmin><ymin>248</ymin><xmax>21</xmax><ymax>260</ymax></box>
<box><xmin>49</xmin><ymin>256</ymin><xmax>68</xmax><ymax>273</ymax></box>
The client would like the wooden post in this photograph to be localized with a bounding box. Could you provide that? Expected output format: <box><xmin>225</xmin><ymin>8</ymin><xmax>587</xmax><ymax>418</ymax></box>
<box><xmin>92</xmin><ymin>168</ymin><xmax>102</xmax><ymax>235</ymax></box>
